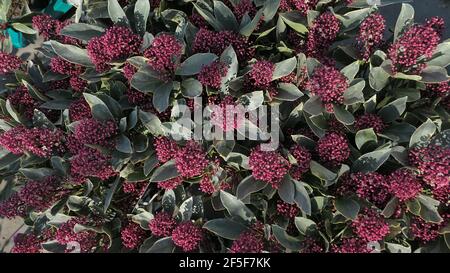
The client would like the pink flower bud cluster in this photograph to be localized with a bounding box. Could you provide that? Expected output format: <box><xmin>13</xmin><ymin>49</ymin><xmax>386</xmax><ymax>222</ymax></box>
<box><xmin>387</xmin><ymin>169</ymin><xmax>423</xmax><ymax>201</ymax></box>
<box><xmin>87</xmin><ymin>26</ymin><xmax>142</xmax><ymax>72</ymax></box>
<box><xmin>249</xmin><ymin>145</ymin><xmax>290</xmax><ymax>188</ymax></box>
<box><xmin>307</xmin><ymin>66</ymin><xmax>349</xmax><ymax>108</ymax></box>
<box><xmin>171</xmin><ymin>221</ymin><xmax>203</xmax><ymax>252</ymax></box>
<box><xmin>289</xmin><ymin>144</ymin><xmax>312</xmax><ymax>180</ymax></box>
<box><xmin>121</xmin><ymin>221</ymin><xmax>149</xmax><ymax>249</ymax></box>
<box><xmin>197</xmin><ymin>61</ymin><xmax>228</xmax><ymax>89</ymax></box>
<box><xmin>0</xmin><ymin>52</ymin><xmax>22</xmax><ymax>74</ymax></box>
<box><xmin>175</xmin><ymin>141</ymin><xmax>209</xmax><ymax>178</ymax></box>
<box><xmin>144</xmin><ymin>34</ymin><xmax>183</xmax><ymax>77</ymax></box>
<box><xmin>388</xmin><ymin>22</ymin><xmax>441</xmax><ymax>74</ymax></box>
<box><xmin>192</xmin><ymin>28</ymin><xmax>254</xmax><ymax>62</ymax></box>
<box><xmin>357</xmin><ymin>13</ymin><xmax>386</xmax><ymax>60</ymax></box>
<box><xmin>409</xmin><ymin>144</ymin><xmax>450</xmax><ymax>189</ymax></box>
<box><xmin>351</xmin><ymin>208</ymin><xmax>390</xmax><ymax>242</ymax></box>
<box><xmin>316</xmin><ymin>132</ymin><xmax>350</xmax><ymax>167</ymax></box>
<box><xmin>0</xmin><ymin>126</ymin><xmax>65</xmax><ymax>158</ymax></box>
<box><xmin>354</xmin><ymin>113</ymin><xmax>386</xmax><ymax>134</ymax></box>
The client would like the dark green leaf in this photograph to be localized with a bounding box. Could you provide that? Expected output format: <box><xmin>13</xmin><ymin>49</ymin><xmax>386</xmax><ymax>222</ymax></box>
<box><xmin>203</xmin><ymin>218</ymin><xmax>248</xmax><ymax>240</ymax></box>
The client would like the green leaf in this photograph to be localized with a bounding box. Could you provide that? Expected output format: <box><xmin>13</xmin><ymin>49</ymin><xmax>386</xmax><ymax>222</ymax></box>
<box><xmin>382</xmin><ymin>197</ymin><xmax>399</xmax><ymax>218</ymax></box>
<box><xmin>340</xmin><ymin>61</ymin><xmax>360</xmax><ymax>81</ymax></box>
<box><xmin>409</xmin><ymin>119</ymin><xmax>436</xmax><ymax>147</ymax></box>
<box><xmin>238</xmin><ymin>91</ymin><xmax>264</xmax><ymax>111</ymax></box>
<box><xmin>343</xmin><ymin>79</ymin><xmax>365</xmax><ymax>105</ymax></box>
<box><xmin>419</xmin><ymin>66</ymin><xmax>449</xmax><ymax>83</ymax></box>
<box><xmin>378</xmin><ymin>96</ymin><xmax>407</xmax><ymax>122</ymax></box>
<box><xmin>220</xmin><ymin>46</ymin><xmax>238</xmax><ymax>94</ymax></box>
<box><xmin>294</xmin><ymin>217</ymin><xmax>317</xmax><ymax>236</ymax></box>
<box><xmin>220</xmin><ymin>190</ymin><xmax>256</xmax><ymax>224</ymax></box>
<box><xmin>333</xmin><ymin>105</ymin><xmax>355</xmax><ymax>125</ymax></box>
<box><xmin>236</xmin><ymin>175</ymin><xmax>267</xmax><ymax>200</ymax></box>
<box><xmin>139</xmin><ymin>110</ymin><xmax>164</xmax><ymax>135</ymax></box>
<box><xmin>272</xmin><ymin>225</ymin><xmax>302</xmax><ymax>251</ymax></box>
<box><xmin>131</xmin><ymin>65</ymin><xmax>167</xmax><ymax>93</ymax></box>
<box><xmin>293</xmin><ymin>180</ymin><xmax>311</xmax><ymax>215</ymax></box>
<box><xmin>0</xmin><ymin>152</ymin><xmax>21</xmax><ymax>170</ymax></box>
<box><xmin>214</xmin><ymin>139</ymin><xmax>235</xmax><ymax>158</ymax></box>
<box><xmin>11</xmin><ymin>23</ymin><xmax>36</xmax><ymax>34</ymax></box>
<box><xmin>143</xmin><ymin>155</ymin><xmax>159</xmax><ymax>176</ymax></box>
<box><xmin>369</xmin><ymin>66</ymin><xmax>390</xmax><ymax>91</ymax></box>
<box><xmin>382</xmin><ymin>123</ymin><xmax>416</xmax><ymax>143</ymax></box>
<box><xmin>20</xmin><ymin>168</ymin><xmax>55</xmax><ymax>180</ymax></box>
<box><xmin>194</xmin><ymin>2</ymin><xmax>223</xmax><ymax>31</ymax></box>
<box><xmin>134</xmin><ymin>0</ymin><xmax>151</xmax><ymax>35</ymax></box>
<box><xmin>280</xmin><ymin>11</ymin><xmax>308</xmax><ymax>34</ymax></box>
<box><xmin>417</xmin><ymin>194</ymin><xmax>443</xmax><ymax>223</ymax></box>
<box><xmin>203</xmin><ymin>218</ymin><xmax>248</xmax><ymax>240</ymax></box>
<box><xmin>178</xmin><ymin>197</ymin><xmax>193</xmax><ymax>221</ymax></box>
<box><xmin>272</xmin><ymin>57</ymin><xmax>297</xmax><ymax>80</ymax></box>
<box><xmin>303</xmin><ymin>96</ymin><xmax>324</xmax><ymax>116</ymax></box>
<box><xmin>239</xmin><ymin>9</ymin><xmax>263</xmax><ymax>37</ymax></box>
<box><xmin>181</xmin><ymin>78</ymin><xmax>202</xmax><ymax>98</ymax></box>
<box><xmin>60</xmin><ymin>23</ymin><xmax>105</xmax><ymax>41</ymax></box>
<box><xmin>5</xmin><ymin>100</ymin><xmax>21</xmax><ymax>123</ymax></box>
<box><xmin>427</xmin><ymin>41</ymin><xmax>450</xmax><ymax>67</ymax></box>
<box><xmin>116</xmin><ymin>134</ymin><xmax>133</xmax><ymax>153</ymax></box>
<box><xmin>103</xmin><ymin>177</ymin><xmax>121</xmax><ymax>213</ymax></box>
<box><xmin>213</xmin><ymin>0</ymin><xmax>239</xmax><ymax>31</ymax></box>
<box><xmin>338</xmin><ymin>7</ymin><xmax>372</xmax><ymax>31</ymax></box>
<box><xmin>22</xmin><ymin>80</ymin><xmax>48</xmax><ymax>102</ymax></box>
<box><xmin>152</xmin><ymin>82</ymin><xmax>174</xmax><ymax>112</ymax></box>
<box><xmin>108</xmin><ymin>0</ymin><xmax>130</xmax><ymax>27</ymax></box>
<box><xmin>50</xmin><ymin>41</ymin><xmax>94</xmax><ymax>67</ymax></box>
<box><xmin>278</xmin><ymin>175</ymin><xmax>295</xmax><ymax>204</ymax></box>
<box><xmin>355</xmin><ymin>128</ymin><xmax>377</xmax><ymax>150</ymax></box>
<box><xmin>150</xmin><ymin>160</ymin><xmax>180</xmax><ymax>182</ymax></box>
<box><xmin>262</xmin><ymin>0</ymin><xmax>281</xmax><ymax>22</ymax></box>
<box><xmin>310</xmin><ymin>160</ymin><xmax>337</xmax><ymax>184</ymax></box>
<box><xmin>83</xmin><ymin>93</ymin><xmax>114</xmax><ymax>121</ymax></box>
<box><xmin>386</xmin><ymin>242</ymin><xmax>412</xmax><ymax>253</ymax></box>
<box><xmin>394</xmin><ymin>3</ymin><xmax>414</xmax><ymax>41</ymax></box>
<box><xmin>176</xmin><ymin>53</ymin><xmax>218</xmax><ymax>76</ymax></box>
<box><xmin>352</xmin><ymin>148</ymin><xmax>391</xmax><ymax>173</ymax></box>
<box><xmin>275</xmin><ymin>83</ymin><xmax>303</xmax><ymax>101</ymax></box>
<box><xmin>146</xmin><ymin>237</ymin><xmax>174</xmax><ymax>253</ymax></box>
<box><xmin>335</xmin><ymin>198</ymin><xmax>360</xmax><ymax>220</ymax></box>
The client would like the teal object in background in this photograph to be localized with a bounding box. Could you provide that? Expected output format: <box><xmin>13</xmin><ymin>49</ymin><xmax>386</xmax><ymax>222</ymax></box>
<box><xmin>43</xmin><ymin>0</ymin><xmax>73</xmax><ymax>19</ymax></box>
<box><xmin>7</xmin><ymin>28</ymin><xmax>28</xmax><ymax>49</ymax></box>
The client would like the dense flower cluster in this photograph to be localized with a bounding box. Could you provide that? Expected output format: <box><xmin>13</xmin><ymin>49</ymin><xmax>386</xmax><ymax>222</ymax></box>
<box><xmin>410</xmin><ymin>215</ymin><xmax>448</xmax><ymax>243</ymax></box>
<box><xmin>175</xmin><ymin>141</ymin><xmax>209</xmax><ymax>178</ymax></box>
<box><xmin>87</xmin><ymin>26</ymin><xmax>142</xmax><ymax>72</ymax></box>
<box><xmin>192</xmin><ymin>28</ymin><xmax>254</xmax><ymax>62</ymax></box>
<box><xmin>357</xmin><ymin>13</ymin><xmax>386</xmax><ymax>60</ymax></box>
<box><xmin>276</xmin><ymin>200</ymin><xmax>299</xmax><ymax>218</ymax></box>
<box><xmin>245</xmin><ymin>60</ymin><xmax>275</xmax><ymax>90</ymax></box>
<box><xmin>289</xmin><ymin>144</ymin><xmax>312</xmax><ymax>180</ymax></box>
<box><xmin>149</xmin><ymin>212</ymin><xmax>177</xmax><ymax>237</ymax></box>
<box><xmin>388</xmin><ymin>21</ymin><xmax>441</xmax><ymax>74</ymax></box>
<box><xmin>306</xmin><ymin>12</ymin><xmax>341</xmax><ymax>60</ymax></box>
<box><xmin>387</xmin><ymin>169</ymin><xmax>423</xmax><ymax>201</ymax></box>
<box><xmin>230</xmin><ymin>230</ymin><xmax>264</xmax><ymax>253</ymax></box>
<box><xmin>316</xmin><ymin>132</ymin><xmax>350</xmax><ymax>166</ymax></box>
<box><xmin>121</xmin><ymin>222</ymin><xmax>148</xmax><ymax>249</ymax></box>
<box><xmin>249</xmin><ymin>146</ymin><xmax>290</xmax><ymax>188</ymax></box>
<box><xmin>331</xmin><ymin>238</ymin><xmax>373</xmax><ymax>253</ymax></box>
<box><xmin>308</xmin><ymin>66</ymin><xmax>349</xmax><ymax>108</ymax></box>
<box><xmin>171</xmin><ymin>222</ymin><xmax>203</xmax><ymax>252</ymax></box>
<box><xmin>351</xmin><ymin>208</ymin><xmax>390</xmax><ymax>242</ymax></box>
<box><xmin>197</xmin><ymin>61</ymin><xmax>228</xmax><ymax>89</ymax></box>
<box><xmin>55</xmin><ymin>218</ymin><xmax>105</xmax><ymax>253</ymax></box>
<box><xmin>10</xmin><ymin>233</ymin><xmax>43</xmax><ymax>253</ymax></box>
<box><xmin>354</xmin><ymin>113</ymin><xmax>386</xmax><ymax>134</ymax></box>
<box><xmin>1</xmin><ymin>0</ymin><xmax>449</xmax><ymax>254</ymax></box>
<box><xmin>144</xmin><ymin>34</ymin><xmax>183</xmax><ymax>77</ymax></box>
<box><xmin>409</xmin><ymin>144</ymin><xmax>450</xmax><ymax>189</ymax></box>
<box><xmin>0</xmin><ymin>126</ymin><xmax>65</xmax><ymax>158</ymax></box>
<box><xmin>0</xmin><ymin>52</ymin><xmax>22</xmax><ymax>74</ymax></box>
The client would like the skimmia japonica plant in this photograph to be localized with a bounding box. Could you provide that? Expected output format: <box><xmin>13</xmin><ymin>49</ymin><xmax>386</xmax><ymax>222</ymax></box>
<box><xmin>0</xmin><ymin>0</ymin><xmax>449</xmax><ymax>253</ymax></box>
